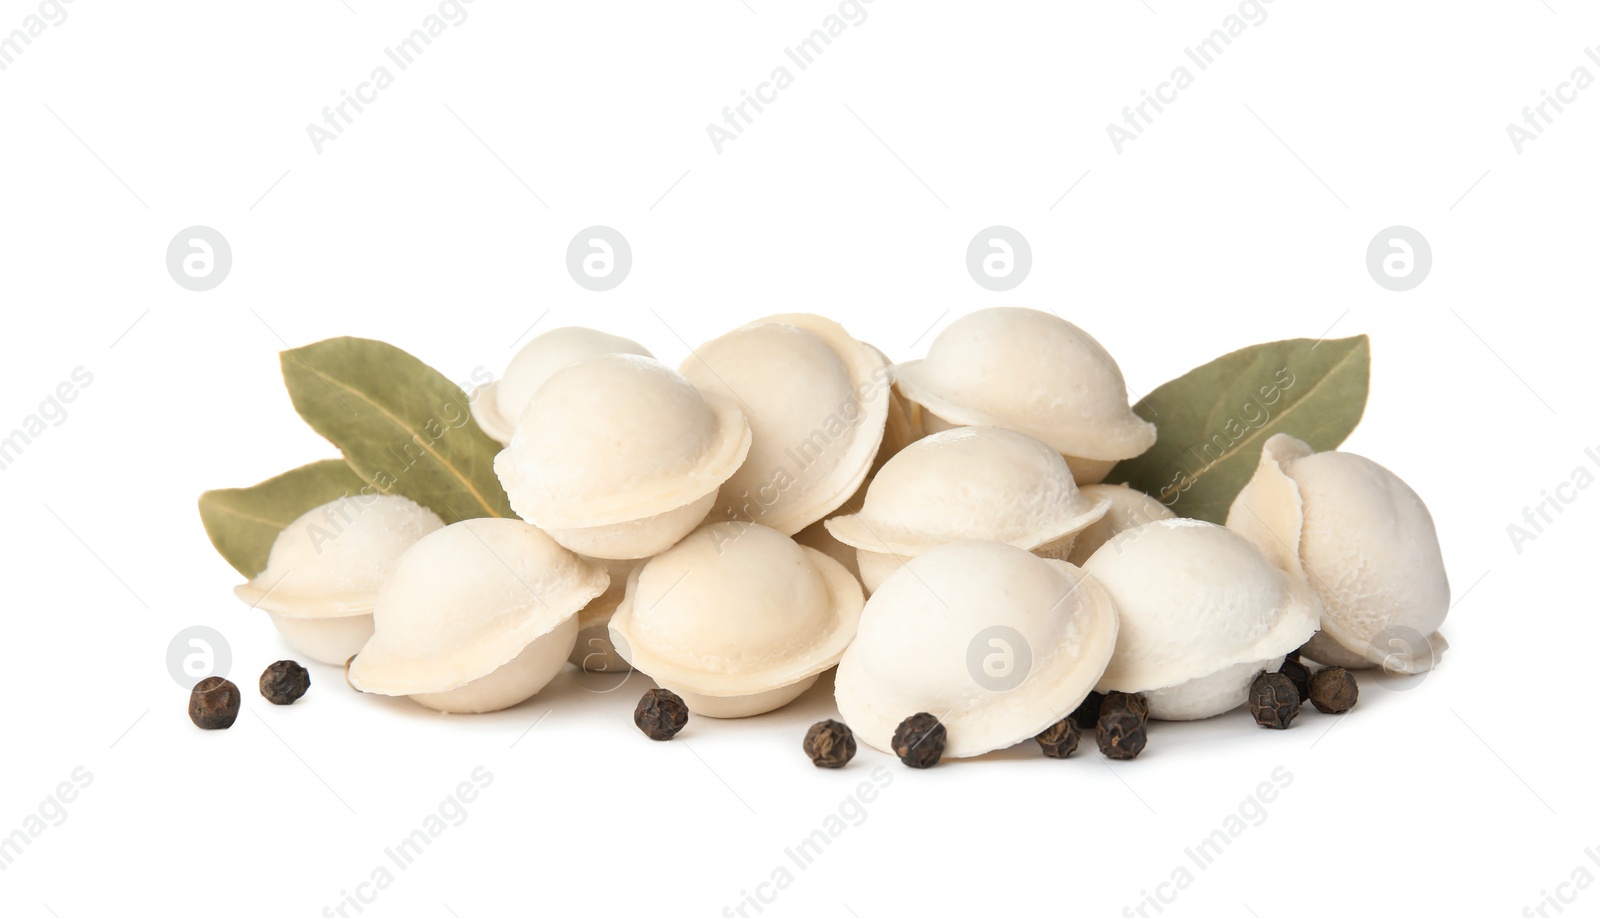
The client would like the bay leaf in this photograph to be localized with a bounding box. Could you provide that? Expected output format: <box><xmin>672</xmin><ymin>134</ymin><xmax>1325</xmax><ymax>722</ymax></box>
<box><xmin>198</xmin><ymin>459</ymin><xmax>369</xmax><ymax>578</ymax></box>
<box><xmin>1105</xmin><ymin>335</ymin><xmax>1369</xmax><ymax>523</ymax></box>
<box><xmin>280</xmin><ymin>337</ymin><xmax>514</xmax><ymax>522</ymax></box>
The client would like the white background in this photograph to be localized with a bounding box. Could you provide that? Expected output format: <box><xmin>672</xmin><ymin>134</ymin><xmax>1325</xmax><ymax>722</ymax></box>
<box><xmin>2</xmin><ymin>1</ymin><xmax>1596</xmax><ymax>915</ymax></box>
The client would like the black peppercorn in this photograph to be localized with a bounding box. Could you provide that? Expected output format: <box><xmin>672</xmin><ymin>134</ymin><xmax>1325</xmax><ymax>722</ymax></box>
<box><xmin>259</xmin><ymin>660</ymin><xmax>311</xmax><ymax>705</ymax></box>
<box><xmin>634</xmin><ymin>688</ymin><xmax>689</xmax><ymax>740</ymax></box>
<box><xmin>1070</xmin><ymin>691</ymin><xmax>1105</xmax><ymax>731</ymax></box>
<box><xmin>1309</xmin><ymin>667</ymin><xmax>1358</xmax><ymax>714</ymax></box>
<box><xmin>189</xmin><ymin>676</ymin><xmax>241</xmax><ymax>730</ymax></box>
<box><xmin>1285</xmin><ymin>646</ymin><xmax>1301</xmax><ymax>663</ymax></box>
<box><xmin>891</xmin><ymin>713</ymin><xmax>946</xmax><ymax>768</ymax></box>
<box><xmin>1102</xmin><ymin>691</ymin><xmax>1149</xmax><ymax>726</ymax></box>
<box><xmin>1035</xmin><ymin>717</ymin><xmax>1080</xmax><ymax>758</ymax></box>
<box><xmin>1279</xmin><ymin>657</ymin><xmax>1313</xmax><ymax>704</ymax></box>
<box><xmin>803</xmin><ymin>720</ymin><xmax>857</xmax><ymax>768</ymax></box>
<box><xmin>1248</xmin><ymin>671</ymin><xmax>1301</xmax><ymax>729</ymax></box>
<box><xmin>1096</xmin><ymin>709</ymin><xmax>1147</xmax><ymax>760</ymax></box>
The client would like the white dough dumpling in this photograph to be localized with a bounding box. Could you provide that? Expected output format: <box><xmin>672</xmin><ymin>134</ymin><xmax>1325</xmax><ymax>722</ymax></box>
<box><xmin>836</xmin><ymin>540</ymin><xmax>1118</xmax><ymax>758</ymax></box>
<box><xmin>679</xmin><ymin>314</ymin><xmax>890</xmax><ymax>536</ymax></box>
<box><xmin>825</xmin><ymin>427</ymin><xmax>1109</xmax><ymax>593</ymax></box>
<box><xmin>609</xmin><ymin>522</ymin><xmax>863</xmax><ymax>718</ymax></box>
<box><xmin>1066</xmin><ymin>483</ymin><xmax>1177</xmax><ymax>566</ymax></box>
<box><xmin>234</xmin><ymin>494</ymin><xmax>444</xmax><ymax>665</ymax></box>
<box><xmin>347</xmin><ymin>518</ymin><xmax>608</xmax><ymax>713</ymax></box>
<box><xmin>1084</xmin><ymin>519</ymin><xmax>1320</xmax><ymax>721</ymax></box>
<box><xmin>1226</xmin><ymin>433</ymin><xmax>1450</xmax><ymax>674</ymax></box>
<box><xmin>494</xmin><ymin>354</ymin><xmax>752</xmax><ymax>559</ymax></box>
<box><xmin>568</xmin><ymin>556</ymin><xmax>640</xmax><ymax>676</ymax></box>
<box><xmin>893</xmin><ymin>307</ymin><xmax>1156</xmax><ymax>483</ymax></box>
<box><xmin>470</xmin><ymin>326</ymin><xmax>652</xmax><ymax>445</ymax></box>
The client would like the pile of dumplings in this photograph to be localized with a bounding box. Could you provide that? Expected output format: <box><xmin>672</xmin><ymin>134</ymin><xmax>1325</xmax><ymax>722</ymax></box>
<box><xmin>234</xmin><ymin>307</ymin><xmax>1450</xmax><ymax>759</ymax></box>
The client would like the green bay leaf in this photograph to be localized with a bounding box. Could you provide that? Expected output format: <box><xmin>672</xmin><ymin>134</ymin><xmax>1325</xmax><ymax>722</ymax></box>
<box><xmin>1105</xmin><ymin>335</ymin><xmax>1370</xmax><ymax>523</ymax></box>
<box><xmin>198</xmin><ymin>459</ymin><xmax>369</xmax><ymax>578</ymax></box>
<box><xmin>280</xmin><ymin>337</ymin><xmax>513</xmax><ymax>523</ymax></box>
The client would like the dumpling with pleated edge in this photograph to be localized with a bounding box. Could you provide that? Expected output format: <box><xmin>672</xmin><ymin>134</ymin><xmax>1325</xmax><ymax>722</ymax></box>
<box><xmin>609</xmin><ymin>521</ymin><xmax>863</xmax><ymax>718</ymax></box>
<box><xmin>1084</xmin><ymin>518</ymin><xmax>1320</xmax><ymax>721</ymax></box>
<box><xmin>835</xmin><ymin>539</ymin><xmax>1119</xmax><ymax>758</ymax></box>
<box><xmin>893</xmin><ymin>307</ymin><xmax>1155</xmax><ymax>484</ymax></box>
<box><xmin>825</xmin><ymin>426</ymin><xmax>1110</xmax><ymax>593</ymax></box>
<box><xmin>234</xmin><ymin>494</ymin><xmax>444</xmax><ymax>665</ymax></box>
<box><xmin>348</xmin><ymin>518</ymin><xmax>608</xmax><ymax>713</ymax></box>
<box><xmin>678</xmin><ymin>314</ymin><xmax>891</xmax><ymax>537</ymax></box>
<box><xmin>1226</xmin><ymin>433</ymin><xmax>1450</xmax><ymax>674</ymax></box>
<box><xmin>470</xmin><ymin>326</ymin><xmax>652</xmax><ymax>445</ymax></box>
<box><xmin>494</xmin><ymin>353</ymin><xmax>751</xmax><ymax>560</ymax></box>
